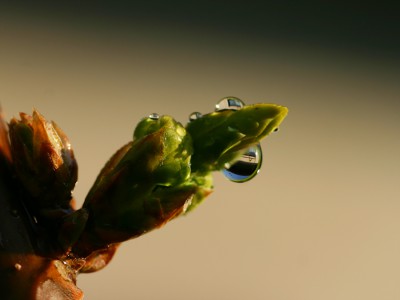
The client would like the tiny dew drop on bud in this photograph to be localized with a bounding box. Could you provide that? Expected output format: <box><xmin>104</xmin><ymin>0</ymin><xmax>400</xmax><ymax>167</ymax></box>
<box><xmin>189</xmin><ymin>112</ymin><xmax>202</xmax><ymax>122</ymax></box>
<box><xmin>148</xmin><ymin>113</ymin><xmax>160</xmax><ymax>120</ymax></box>
<box><xmin>222</xmin><ymin>144</ymin><xmax>263</xmax><ymax>183</ymax></box>
<box><xmin>215</xmin><ymin>96</ymin><xmax>245</xmax><ymax>111</ymax></box>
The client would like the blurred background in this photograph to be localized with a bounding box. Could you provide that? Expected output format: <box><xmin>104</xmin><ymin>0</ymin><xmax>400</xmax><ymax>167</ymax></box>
<box><xmin>1</xmin><ymin>2</ymin><xmax>399</xmax><ymax>299</ymax></box>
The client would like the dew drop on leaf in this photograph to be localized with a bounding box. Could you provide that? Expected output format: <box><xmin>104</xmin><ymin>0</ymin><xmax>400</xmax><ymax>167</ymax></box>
<box><xmin>215</xmin><ymin>97</ymin><xmax>245</xmax><ymax>111</ymax></box>
<box><xmin>222</xmin><ymin>144</ymin><xmax>263</xmax><ymax>183</ymax></box>
<box><xmin>148</xmin><ymin>113</ymin><xmax>160</xmax><ymax>120</ymax></box>
<box><xmin>189</xmin><ymin>112</ymin><xmax>203</xmax><ymax>122</ymax></box>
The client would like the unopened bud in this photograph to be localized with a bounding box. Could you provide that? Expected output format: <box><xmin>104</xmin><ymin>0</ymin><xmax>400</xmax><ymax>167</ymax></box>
<box><xmin>9</xmin><ymin>110</ymin><xmax>78</xmax><ymax>209</ymax></box>
<box><xmin>80</xmin><ymin>115</ymin><xmax>194</xmax><ymax>247</ymax></box>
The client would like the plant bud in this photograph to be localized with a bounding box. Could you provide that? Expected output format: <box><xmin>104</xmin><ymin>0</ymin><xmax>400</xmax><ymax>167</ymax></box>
<box><xmin>9</xmin><ymin>110</ymin><xmax>78</xmax><ymax>209</ymax></box>
<box><xmin>186</xmin><ymin>103</ymin><xmax>288</xmax><ymax>173</ymax></box>
<box><xmin>79</xmin><ymin>116</ymin><xmax>194</xmax><ymax>248</ymax></box>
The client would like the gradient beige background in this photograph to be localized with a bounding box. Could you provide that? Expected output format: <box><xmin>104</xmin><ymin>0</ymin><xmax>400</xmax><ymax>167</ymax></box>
<box><xmin>1</xmin><ymin>5</ymin><xmax>400</xmax><ymax>300</ymax></box>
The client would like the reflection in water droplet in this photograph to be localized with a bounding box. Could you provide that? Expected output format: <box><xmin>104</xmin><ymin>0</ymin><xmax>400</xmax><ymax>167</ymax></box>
<box><xmin>149</xmin><ymin>113</ymin><xmax>160</xmax><ymax>120</ymax></box>
<box><xmin>222</xmin><ymin>144</ymin><xmax>262</xmax><ymax>182</ymax></box>
<box><xmin>189</xmin><ymin>112</ymin><xmax>202</xmax><ymax>121</ymax></box>
<box><xmin>215</xmin><ymin>97</ymin><xmax>245</xmax><ymax>111</ymax></box>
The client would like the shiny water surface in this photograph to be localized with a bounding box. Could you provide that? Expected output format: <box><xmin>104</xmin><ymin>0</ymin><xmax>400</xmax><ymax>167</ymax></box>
<box><xmin>215</xmin><ymin>97</ymin><xmax>245</xmax><ymax>111</ymax></box>
<box><xmin>222</xmin><ymin>144</ymin><xmax>263</xmax><ymax>182</ymax></box>
<box><xmin>148</xmin><ymin>113</ymin><xmax>160</xmax><ymax>120</ymax></box>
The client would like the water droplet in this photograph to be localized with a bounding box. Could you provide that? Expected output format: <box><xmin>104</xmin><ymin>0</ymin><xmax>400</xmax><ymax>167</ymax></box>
<box><xmin>215</xmin><ymin>97</ymin><xmax>245</xmax><ymax>111</ymax></box>
<box><xmin>189</xmin><ymin>112</ymin><xmax>202</xmax><ymax>121</ymax></box>
<box><xmin>222</xmin><ymin>144</ymin><xmax>262</xmax><ymax>182</ymax></box>
<box><xmin>148</xmin><ymin>113</ymin><xmax>160</xmax><ymax>120</ymax></box>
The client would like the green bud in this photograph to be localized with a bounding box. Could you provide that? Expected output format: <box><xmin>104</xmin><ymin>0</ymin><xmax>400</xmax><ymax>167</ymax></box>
<box><xmin>9</xmin><ymin>110</ymin><xmax>78</xmax><ymax>209</ymax></box>
<box><xmin>74</xmin><ymin>104</ymin><xmax>288</xmax><ymax>255</ymax></box>
<box><xmin>80</xmin><ymin>116</ymin><xmax>194</xmax><ymax>247</ymax></box>
<box><xmin>186</xmin><ymin>103</ymin><xmax>288</xmax><ymax>174</ymax></box>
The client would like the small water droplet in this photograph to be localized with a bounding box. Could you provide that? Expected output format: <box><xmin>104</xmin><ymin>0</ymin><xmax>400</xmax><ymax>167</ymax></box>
<box><xmin>14</xmin><ymin>263</ymin><xmax>22</xmax><ymax>271</ymax></box>
<box><xmin>215</xmin><ymin>97</ymin><xmax>245</xmax><ymax>111</ymax></box>
<box><xmin>149</xmin><ymin>113</ymin><xmax>160</xmax><ymax>120</ymax></box>
<box><xmin>189</xmin><ymin>112</ymin><xmax>202</xmax><ymax>121</ymax></box>
<box><xmin>222</xmin><ymin>144</ymin><xmax>263</xmax><ymax>182</ymax></box>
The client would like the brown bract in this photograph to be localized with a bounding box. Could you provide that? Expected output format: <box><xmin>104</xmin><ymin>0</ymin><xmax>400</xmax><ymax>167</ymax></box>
<box><xmin>8</xmin><ymin>110</ymin><xmax>77</xmax><ymax>210</ymax></box>
<box><xmin>0</xmin><ymin>110</ymin><xmax>88</xmax><ymax>299</ymax></box>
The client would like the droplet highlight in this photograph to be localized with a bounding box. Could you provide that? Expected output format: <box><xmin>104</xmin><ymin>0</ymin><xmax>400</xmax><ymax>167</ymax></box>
<box><xmin>222</xmin><ymin>144</ymin><xmax>263</xmax><ymax>182</ymax></box>
<box><xmin>148</xmin><ymin>113</ymin><xmax>160</xmax><ymax>120</ymax></box>
<box><xmin>189</xmin><ymin>112</ymin><xmax>202</xmax><ymax>121</ymax></box>
<box><xmin>14</xmin><ymin>263</ymin><xmax>22</xmax><ymax>271</ymax></box>
<box><xmin>215</xmin><ymin>97</ymin><xmax>245</xmax><ymax>111</ymax></box>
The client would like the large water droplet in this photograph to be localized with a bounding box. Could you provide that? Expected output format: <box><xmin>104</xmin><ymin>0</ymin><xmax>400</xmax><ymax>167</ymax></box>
<box><xmin>189</xmin><ymin>112</ymin><xmax>202</xmax><ymax>122</ymax></box>
<box><xmin>149</xmin><ymin>113</ymin><xmax>160</xmax><ymax>120</ymax></box>
<box><xmin>222</xmin><ymin>144</ymin><xmax>263</xmax><ymax>182</ymax></box>
<box><xmin>215</xmin><ymin>97</ymin><xmax>245</xmax><ymax>111</ymax></box>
